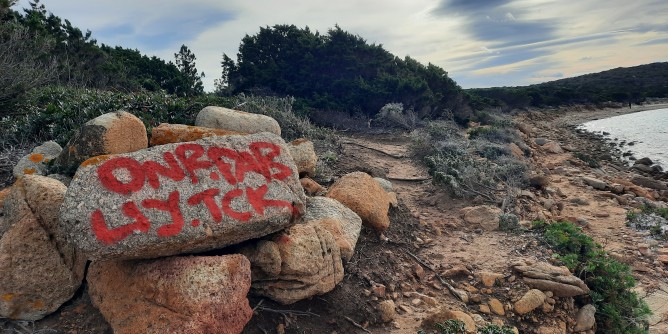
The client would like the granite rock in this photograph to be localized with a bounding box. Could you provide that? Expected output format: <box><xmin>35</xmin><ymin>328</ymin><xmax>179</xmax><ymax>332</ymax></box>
<box><xmin>59</xmin><ymin>133</ymin><xmax>305</xmax><ymax>260</ymax></box>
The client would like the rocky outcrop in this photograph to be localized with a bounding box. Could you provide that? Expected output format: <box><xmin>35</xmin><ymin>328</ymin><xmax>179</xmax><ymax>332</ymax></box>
<box><xmin>241</xmin><ymin>224</ymin><xmax>344</xmax><ymax>304</ymax></box>
<box><xmin>58</xmin><ymin>133</ymin><xmax>305</xmax><ymax>260</ymax></box>
<box><xmin>52</xmin><ymin>111</ymin><xmax>148</xmax><ymax>174</ymax></box>
<box><xmin>461</xmin><ymin>205</ymin><xmax>502</xmax><ymax>231</ymax></box>
<box><xmin>195</xmin><ymin>106</ymin><xmax>281</xmax><ymax>136</ymax></box>
<box><xmin>0</xmin><ymin>176</ymin><xmax>85</xmax><ymax>320</ymax></box>
<box><xmin>288</xmin><ymin>138</ymin><xmax>317</xmax><ymax>177</ymax></box>
<box><xmin>326</xmin><ymin>172</ymin><xmax>391</xmax><ymax>233</ymax></box>
<box><xmin>302</xmin><ymin>196</ymin><xmax>362</xmax><ymax>261</ymax></box>
<box><xmin>150</xmin><ymin>123</ymin><xmax>243</xmax><ymax>146</ymax></box>
<box><xmin>581</xmin><ymin>176</ymin><xmax>607</xmax><ymax>191</ymax></box>
<box><xmin>12</xmin><ymin>141</ymin><xmax>62</xmax><ymax>178</ymax></box>
<box><xmin>631</xmin><ymin>176</ymin><xmax>668</xmax><ymax>191</ymax></box>
<box><xmin>87</xmin><ymin>254</ymin><xmax>252</xmax><ymax>334</ymax></box>
<box><xmin>512</xmin><ymin>261</ymin><xmax>589</xmax><ymax>297</ymax></box>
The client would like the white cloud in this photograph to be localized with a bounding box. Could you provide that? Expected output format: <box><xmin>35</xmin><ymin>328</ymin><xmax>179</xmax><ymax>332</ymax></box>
<box><xmin>13</xmin><ymin>0</ymin><xmax>668</xmax><ymax>90</ymax></box>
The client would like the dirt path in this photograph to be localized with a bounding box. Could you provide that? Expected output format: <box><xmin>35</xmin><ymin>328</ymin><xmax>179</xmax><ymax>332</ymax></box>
<box><xmin>336</xmin><ymin>108</ymin><xmax>668</xmax><ymax>333</ymax></box>
<box><xmin>337</xmin><ymin>133</ymin><xmax>564</xmax><ymax>333</ymax></box>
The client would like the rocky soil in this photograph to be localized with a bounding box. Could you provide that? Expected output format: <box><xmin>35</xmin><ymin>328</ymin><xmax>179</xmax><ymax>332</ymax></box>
<box><xmin>2</xmin><ymin>104</ymin><xmax>668</xmax><ymax>333</ymax></box>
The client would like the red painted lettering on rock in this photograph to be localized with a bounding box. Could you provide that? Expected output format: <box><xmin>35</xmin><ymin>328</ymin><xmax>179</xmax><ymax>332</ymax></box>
<box><xmin>90</xmin><ymin>141</ymin><xmax>296</xmax><ymax>245</ymax></box>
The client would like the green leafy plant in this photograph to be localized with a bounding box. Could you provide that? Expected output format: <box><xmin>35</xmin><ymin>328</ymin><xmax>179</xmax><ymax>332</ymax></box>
<box><xmin>534</xmin><ymin>221</ymin><xmax>651</xmax><ymax>333</ymax></box>
<box><xmin>418</xmin><ymin>320</ymin><xmax>515</xmax><ymax>334</ymax></box>
<box><xmin>573</xmin><ymin>151</ymin><xmax>600</xmax><ymax>168</ymax></box>
<box><xmin>477</xmin><ymin>324</ymin><xmax>515</xmax><ymax>334</ymax></box>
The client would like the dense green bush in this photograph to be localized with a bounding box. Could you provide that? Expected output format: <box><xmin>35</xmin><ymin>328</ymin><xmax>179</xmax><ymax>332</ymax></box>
<box><xmin>219</xmin><ymin>24</ymin><xmax>471</xmax><ymax>122</ymax></box>
<box><xmin>2</xmin><ymin>86</ymin><xmax>232</xmax><ymax>146</ymax></box>
<box><xmin>534</xmin><ymin>221</ymin><xmax>651</xmax><ymax>333</ymax></box>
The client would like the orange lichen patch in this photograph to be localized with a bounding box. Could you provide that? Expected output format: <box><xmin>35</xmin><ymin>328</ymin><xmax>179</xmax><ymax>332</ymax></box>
<box><xmin>1</xmin><ymin>293</ymin><xmax>14</xmax><ymax>302</ymax></box>
<box><xmin>33</xmin><ymin>300</ymin><xmax>44</xmax><ymax>309</ymax></box>
<box><xmin>23</xmin><ymin>168</ymin><xmax>36</xmax><ymax>175</ymax></box>
<box><xmin>28</xmin><ymin>153</ymin><xmax>45</xmax><ymax>163</ymax></box>
<box><xmin>150</xmin><ymin>123</ymin><xmax>245</xmax><ymax>146</ymax></box>
<box><xmin>81</xmin><ymin>154</ymin><xmax>114</xmax><ymax>167</ymax></box>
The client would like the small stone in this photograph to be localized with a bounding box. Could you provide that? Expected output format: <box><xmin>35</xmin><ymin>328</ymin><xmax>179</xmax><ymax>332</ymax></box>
<box><xmin>488</xmin><ymin>298</ymin><xmax>505</xmax><ymax>315</ymax></box>
<box><xmin>378</xmin><ymin>300</ymin><xmax>396</xmax><ymax>323</ymax></box>
<box><xmin>462</xmin><ymin>206</ymin><xmax>503</xmax><ymax>231</ymax></box>
<box><xmin>413</xmin><ymin>264</ymin><xmax>426</xmax><ymax>280</ymax></box>
<box><xmin>514</xmin><ymin>289</ymin><xmax>546</xmax><ymax>315</ymax></box>
<box><xmin>411</xmin><ymin>298</ymin><xmax>422</xmax><ymax>306</ymax></box>
<box><xmin>479</xmin><ymin>304</ymin><xmax>491</xmax><ymax>314</ymax></box>
<box><xmin>479</xmin><ymin>272</ymin><xmax>504</xmax><ymax>287</ymax></box>
<box><xmin>574</xmin><ymin>304</ymin><xmax>596</xmax><ymax>332</ymax></box>
<box><xmin>372</xmin><ymin>283</ymin><xmax>387</xmax><ymax>298</ymax></box>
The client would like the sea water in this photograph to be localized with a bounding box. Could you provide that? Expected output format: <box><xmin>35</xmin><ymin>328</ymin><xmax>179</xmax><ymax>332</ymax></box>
<box><xmin>579</xmin><ymin>108</ymin><xmax>668</xmax><ymax>168</ymax></box>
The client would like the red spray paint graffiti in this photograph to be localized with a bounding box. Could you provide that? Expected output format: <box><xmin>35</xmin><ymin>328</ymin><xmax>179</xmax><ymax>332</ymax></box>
<box><xmin>91</xmin><ymin>141</ymin><xmax>294</xmax><ymax>245</ymax></box>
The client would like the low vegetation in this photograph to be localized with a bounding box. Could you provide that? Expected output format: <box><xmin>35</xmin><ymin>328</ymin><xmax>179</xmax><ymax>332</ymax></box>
<box><xmin>532</xmin><ymin>221</ymin><xmax>651</xmax><ymax>333</ymax></box>
<box><xmin>418</xmin><ymin>320</ymin><xmax>515</xmax><ymax>334</ymax></box>
<box><xmin>411</xmin><ymin>112</ymin><xmax>528</xmax><ymax>203</ymax></box>
<box><xmin>626</xmin><ymin>205</ymin><xmax>668</xmax><ymax>238</ymax></box>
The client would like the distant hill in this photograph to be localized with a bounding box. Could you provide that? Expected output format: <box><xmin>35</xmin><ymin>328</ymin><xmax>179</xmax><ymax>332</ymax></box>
<box><xmin>467</xmin><ymin>62</ymin><xmax>668</xmax><ymax>110</ymax></box>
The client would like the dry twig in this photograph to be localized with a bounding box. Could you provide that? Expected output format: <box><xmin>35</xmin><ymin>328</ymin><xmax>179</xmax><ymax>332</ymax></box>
<box><xmin>406</xmin><ymin>251</ymin><xmax>468</xmax><ymax>302</ymax></box>
<box><xmin>344</xmin><ymin>316</ymin><xmax>371</xmax><ymax>333</ymax></box>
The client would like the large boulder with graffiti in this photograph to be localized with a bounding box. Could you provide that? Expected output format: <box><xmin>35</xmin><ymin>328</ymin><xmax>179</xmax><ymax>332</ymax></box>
<box><xmin>58</xmin><ymin>132</ymin><xmax>306</xmax><ymax>260</ymax></box>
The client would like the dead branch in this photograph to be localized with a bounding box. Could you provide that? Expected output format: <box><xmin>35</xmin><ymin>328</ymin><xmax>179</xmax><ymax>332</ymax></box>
<box><xmin>344</xmin><ymin>316</ymin><xmax>371</xmax><ymax>333</ymax></box>
<box><xmin>406</xmin><ymin>251</ymin><xmax>468</xmax><ymax>302</ymax></box>
<box><xmin>255</xmin><ymin>305</ymin><xmax>320</xmax><ymax>318</ymax></box>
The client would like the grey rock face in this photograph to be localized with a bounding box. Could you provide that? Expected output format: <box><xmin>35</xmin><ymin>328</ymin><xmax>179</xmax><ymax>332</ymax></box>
<box><xmin>195</xmin><ymin>106</ymin><xmax>281</xmax><ymax>136</ymax></box>
<box><xmin>12</xmin><ymin>141</ymin><xmax>62</xmax><ymax>178</ymax></box>
<box><xmin>59</xmin><ymin>133</ymin><xmax>305</xmax><ymax>260</ymax></box>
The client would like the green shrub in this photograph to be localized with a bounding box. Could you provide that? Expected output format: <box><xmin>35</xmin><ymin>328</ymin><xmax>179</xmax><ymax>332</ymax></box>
<box><xmin>477</xmin><ymin>325</ymin><xmax>515</xmax><ymax>334</ymax></box>
<box><xmin>573</xmin><ymin>151</ymin><xmax>600</xmax><ymax>168</ymax></box>
<box><xmin>468</xmin><ymin>126</ymin><xmax>516</xmax><ymax>144</ymax></box>
<box><xmin>535</xmin><ymin>221</ymin><xmax>650</xmax><ymax>333</ymax></box>
<box><xmin>418</xmin><ymin>320</ymin><xmax>515</xmax><ymax>334</ymax></box>
<box><xmin>499</xmin><ymin>213</ymin><xmax>521</xmax><ymax>232</ymax></box>
<box><xmin>6</xmin><ymin>86</ymin><xmax>232</xmax><ymax>146</ymax></box>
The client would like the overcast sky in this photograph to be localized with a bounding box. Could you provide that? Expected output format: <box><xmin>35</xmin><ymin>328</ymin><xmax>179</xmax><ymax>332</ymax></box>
<box><xmin>14</xmin><ymin>0</ymin><xmax>668</xmax><ymax>91</ymax></box>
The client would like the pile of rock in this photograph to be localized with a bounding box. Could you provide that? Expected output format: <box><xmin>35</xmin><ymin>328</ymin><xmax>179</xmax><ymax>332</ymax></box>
<box><xmin>0</xmin><ymin>107</ymin><xmax>395</xmax><ymax>333</ymax></box>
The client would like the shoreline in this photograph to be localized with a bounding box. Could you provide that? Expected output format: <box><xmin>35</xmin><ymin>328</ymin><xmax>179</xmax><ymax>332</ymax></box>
<box><xmin>543</xmin><ymin>102</ymin><xmax>668</xmax><ymax>127</ymax></box>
